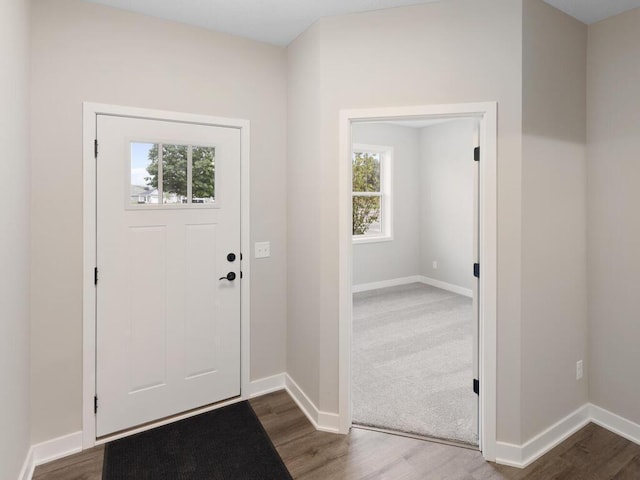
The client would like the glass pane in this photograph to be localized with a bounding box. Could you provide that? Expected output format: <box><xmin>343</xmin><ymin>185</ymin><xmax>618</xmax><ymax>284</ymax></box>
<box><xmin>353</xmin><ymin>195</ymin><xmax>381</xmax><ymax>236</ymax></box>
<box><xmin>162</xmin><ymin>144</ymin><xmax>188</xmax><ymax>204</ymax></box>
<box><xmin>352</xmin><ymin>152</ymin><xmax>381</xmax><ymax>193</ymax></box>
<box><xmin>130</xmin><ymin>142</ymin><xmax>159</xmax><ymax>205</ymax></box>
<box><xmin>192</xmin><ymin>146</ymin><xmax>215</xmax><ymax>204</ymax></box>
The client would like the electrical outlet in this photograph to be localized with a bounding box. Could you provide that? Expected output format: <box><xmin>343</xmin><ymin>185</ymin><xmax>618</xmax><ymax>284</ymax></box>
<box><xmin>255</xmin><ymin>241</ymin><xmax>270</xmax><ymax>259</ymax></box>
<box><xmin>432</xmin><ymin>261</ymin><xmax>438</xmax><ymax>269</ymax></box>
<box><xmin>576</xmin><ymin>360</ymin><xmax>583</xmax><ymax>380</ymax></box>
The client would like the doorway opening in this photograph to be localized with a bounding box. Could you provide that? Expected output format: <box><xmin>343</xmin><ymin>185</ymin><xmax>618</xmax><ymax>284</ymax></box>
<box><xmin>338</xmin><ymin>103</ymin><xmax>497</xmax><ymax>461</ymax></box>
<box><xmin>351</xmin><ymin>117</ymin><xmax>479</xmax><ymax>446</ymax></box>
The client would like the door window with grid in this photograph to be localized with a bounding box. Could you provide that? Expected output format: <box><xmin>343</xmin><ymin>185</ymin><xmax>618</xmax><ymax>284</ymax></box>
<box><xmin>130</xmin><ymin>142</ymin><xmax>215</xmax><ymax>207</ymax></box>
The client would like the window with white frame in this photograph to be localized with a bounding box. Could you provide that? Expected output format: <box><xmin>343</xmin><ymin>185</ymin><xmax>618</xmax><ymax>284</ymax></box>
<box><xmin>129</xmin><ymin>142</ymin><xmax>215</xmax><ymax>208</ymax></box>
<box><xmin>352</xmin><ymin>144</ymin><xmax>392</xmax><ymax>242</ymax></box>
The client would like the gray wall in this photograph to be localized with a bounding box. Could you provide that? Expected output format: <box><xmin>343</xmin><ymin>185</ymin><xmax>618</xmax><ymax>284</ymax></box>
<box><xmin>0</xmin><ymin>0</ymin><xmax>31</xmax><ymax>477</ymax></box>
<box><xmin>287</xmin><ymin>20</ymin><xmax>323</xmax><ymax>407</ymax></box>
<box><xmin>287</xmin><ymin>0</ymin><xmax>526</xmax><ymax>443</ymax></box>
<box><xmin>287</xmin><ymin>0</ymin><xmax>593</xmax><ymax>446</ymax></box>
<box><xmin>352</xmin><ymin>123</ymin><xmax>421</xmax><ymax>285</ymax></box>
<box><xmin>419</xmin><ymin>119</ymin><xmax>476</xmax><ymax>290</ymax></box>
<box><xmin>30</xmin><ymin>0</ymin><xmax>288</xmax><ymax>444</ymax></box>
<box><xmin>521</xmin><ymin>0</ymin><xmax>588</xmax><ymax>441</ymax></box>
<box><xmin>587</xmin><ymin>7</ymin><xmax>640</xmax><ymax>425</ymax></box>
<box><xmin>352</xmin><ymin>119</ymin><xmax>475</xmax><ymax>291</ymax></box>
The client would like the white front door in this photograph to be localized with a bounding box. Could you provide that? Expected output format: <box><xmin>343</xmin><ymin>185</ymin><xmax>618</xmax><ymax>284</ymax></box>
<box><xmin>95</xmin><ymin>115</ymin><xmax>241</xmax><ymax>437</ymax></box>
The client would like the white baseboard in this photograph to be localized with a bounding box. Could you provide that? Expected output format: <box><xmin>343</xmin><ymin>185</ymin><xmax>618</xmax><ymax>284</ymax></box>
<box><xmin>352</xmin><ymin>275</ymin><xmax>472</xmax><ymax>298</ymax></box>
<box><xmin>19</xmin><ymin>431</ymin><xmax>83</xmax><ymax>480</ymax></box>
<box><xmin>419</xmin><ymin>276</ymin><xmax>473</xmax><ymax>298</ymax></box>
<box><xmin>284</xmin><ymin>374</ymin><xmax>340</xmax><ymax>434</ymax></box>
<box><xmin>590</xmin><ymin>403</ymin><xmax>640</xmax><ymax>446</ymax></box>
<box><xmin>352</xmin><ymin>276</ymin><xmax>421</xmax><ymax>293</ymax></box>
<box><xmin>19</xmin><ymin>398</ymin><xmax>640</xmax><ymax>477</ymax></box>
<box><xmin>317</xmin><ymin>410</ymin><xmax>341</xmax><ymax>432</ymax></box>
<box><xmin>496</xmin><ymin>404</ymin><xmax>591</xmax><ymax>468</ymax></box>
<box><xmin>18</xmin><ymin>447</ymin><xmax>34</xmax><ymax>480</ymax></box>
<box><xmin>247</xmin><ymin>373</ymin><xmax>286</xmax><ymax>398</ymax></box>
<box><xmin>496</xmin><ymin>403</ymin><xmax>640</xmax><ymax>468</ymax></box>
<box><xmin>494</xmin><ymin>441</ymin><xmax>521</xmax><ymax>468</ymax></box>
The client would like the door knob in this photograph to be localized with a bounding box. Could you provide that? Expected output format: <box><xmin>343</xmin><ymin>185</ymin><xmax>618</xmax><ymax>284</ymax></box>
<box><xmin>219</xmin><ymin>272</ymin><xmax>236</xmax><ymax>281</ymax></box>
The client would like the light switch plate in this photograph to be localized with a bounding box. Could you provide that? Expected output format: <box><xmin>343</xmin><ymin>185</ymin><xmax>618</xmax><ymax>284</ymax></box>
<box><xmin>255</xmin><ymin>241</ymin><xmax>270</xmax><ymax>258</ymax></box>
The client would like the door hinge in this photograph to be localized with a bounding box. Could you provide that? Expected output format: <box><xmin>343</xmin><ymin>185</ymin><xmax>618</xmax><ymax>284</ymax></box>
<box><xmin>94</xmin><ymin>267</ymin><xmax>98</xmax><ymax>285</ymax></box>
<box><xmin>473</xmin><ymin>263</ymin><xmax>480</xmax><ymax>278</ymax></box>
<box><xmin>240</xmin><ymin>271</ymin><xmax>243</xmax><ymax>279</ymax></box>
<box><xmin>94</xmin><ymin>139</ymin><xmax>98</xmax><ymax>159</ymax></box>
<box><xmin>94</xmin><ymin>395</ymin><xmax>98</xmax><ymax>414</ymax></box>
<box><xmin>473</xmin><ymin>378</ymin><xmax>480</xmax><ymax>395</ymax></box>
<box><xmin>474</xmin><ymin>146</ymin><xmax>480</xmax><ymax>162</ymax></box>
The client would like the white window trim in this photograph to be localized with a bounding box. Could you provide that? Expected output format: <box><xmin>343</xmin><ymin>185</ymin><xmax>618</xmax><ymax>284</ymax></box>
<box><xmin>351</xmin><ymin>143</ymin><xmax>393</xmax><ymax>244</ymax></box>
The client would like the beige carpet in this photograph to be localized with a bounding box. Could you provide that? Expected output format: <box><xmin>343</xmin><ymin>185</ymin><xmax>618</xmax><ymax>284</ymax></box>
<box><xmin>352</xmin><ymin>282</ymin><xmax>478</xmax><ymax>445</ymax></box>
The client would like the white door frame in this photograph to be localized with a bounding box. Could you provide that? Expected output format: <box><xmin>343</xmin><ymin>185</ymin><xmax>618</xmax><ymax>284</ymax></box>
<box><xmin>82</xmin><ymin>102</ymin><xmax>251</xmax><ymax>448</ymax></box>
<box><xmin>338</xmin><ymin>102</ymin><xmax>498</xmax><ymax>461</ymax></box>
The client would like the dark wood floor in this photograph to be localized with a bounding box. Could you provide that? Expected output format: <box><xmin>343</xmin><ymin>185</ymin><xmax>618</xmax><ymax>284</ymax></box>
<box><xmin>34</xmin><ymin>390</ymin><xmax>640</xmax><ymax>479</ymax></box>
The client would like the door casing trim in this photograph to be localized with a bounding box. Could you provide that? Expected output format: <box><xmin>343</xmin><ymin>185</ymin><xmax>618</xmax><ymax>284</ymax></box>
<box><xmin>338</xmin><ymin>102</ymin><xmax>498</xmax><ymax>461</ymax></box>
<box><xmin>82</xmin><ymin>102</ymin><xmax>251</xmax><ymax>448</ymax></box>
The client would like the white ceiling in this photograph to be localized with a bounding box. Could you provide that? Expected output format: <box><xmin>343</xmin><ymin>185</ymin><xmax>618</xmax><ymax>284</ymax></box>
<box><xmin>543</xmin><ymin>0</ymin><xmax>640</xmax><ymax>25</ymax></box>
<box><xmin>82</xmin><ymin>0</ymin><xmax>441</xmax><ymax>46</ymax></box>
<box><xmin>83</xmin><ymin>0</ymin><xmax>640</xmax><ymax>46</ymax></box>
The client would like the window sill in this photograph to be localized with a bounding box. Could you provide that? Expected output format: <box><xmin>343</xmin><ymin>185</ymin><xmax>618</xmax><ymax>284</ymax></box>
<box><xmin>352</xmin><ymin>235</ymin><xmax>393</xmax><ymax>245</ymax></box>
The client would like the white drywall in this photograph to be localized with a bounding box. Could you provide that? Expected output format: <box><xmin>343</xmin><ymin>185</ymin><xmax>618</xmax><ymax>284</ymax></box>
<box><xmin>0</xmin><ymin>0</ymin><xmax>31</xmax><ymax>478</ymax></box>
<box><xmin>587</xmin><ymin>7</ymin><xmax>640</xmax><ymax>426</ymax></box>
<box><xmin>521</xmin><ymin>0</ymin><xmax>588</xmax><ymax>442</ymax></box>
<box><xmin>419</xmin><ymin>119</ymin><xmax>476</xmax><ymax>291</ymax></box>
<box><xmin>286</xmin><ymin>20</ymin><xmax>323</xmax><ymax>408</ymax></box>
<box><xmin>351</xmin><ymin>123</ymin><xmax>421</xmax><ymax>285</ymax></box>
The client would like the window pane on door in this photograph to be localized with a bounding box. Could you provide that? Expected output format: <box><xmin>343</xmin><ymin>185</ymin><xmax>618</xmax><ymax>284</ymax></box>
<box><xmin>130</xmin><ymin>142</ymin><xmax>159</xmax><ymax>205</ymax></box>
<box><xmin>162</xmin><ymin>144</ymin><xmax>188</xmax><ymax>204</ymax></box>
<box><xmin>192</xmin><ymin>146</ymin><xmax>215</xmax><ymax>204</ymax></box>
<box><xmin>352</xmin><ymin>152</ymin><xmax>381</xmax><ymax>193</ymax></box>
<box><xmin>353</xmin><ymin>195</ymin><xmax>381</xmax><ymax>235</ymax></box>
